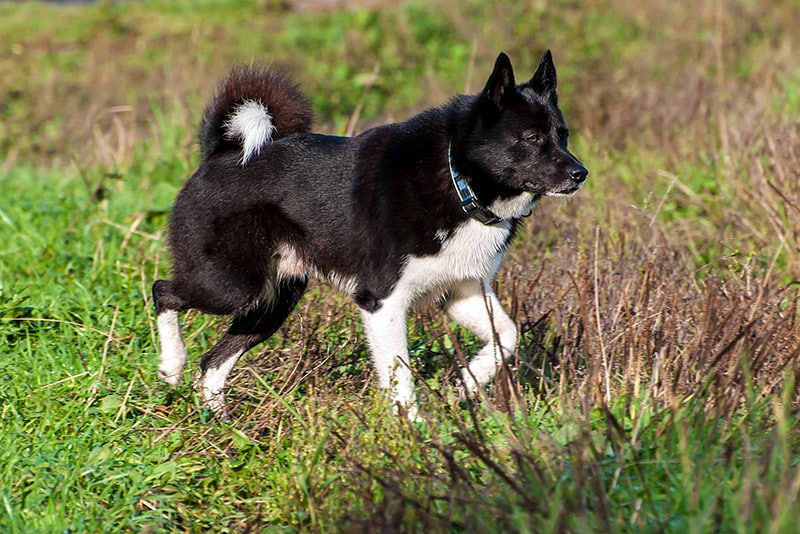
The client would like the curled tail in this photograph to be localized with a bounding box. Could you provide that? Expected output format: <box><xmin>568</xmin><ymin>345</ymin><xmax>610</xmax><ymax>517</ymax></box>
<box><xmin>199</xmin><ymin>64</ymin><xmax>313</xmax><ymax>165</ymax></box>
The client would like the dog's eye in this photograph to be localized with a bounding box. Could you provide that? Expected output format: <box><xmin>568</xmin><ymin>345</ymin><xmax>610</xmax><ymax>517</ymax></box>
<box><xmin>526</xmin><ymin>134</ymin><xmax>543</xmax><ymax>144</ymax></box>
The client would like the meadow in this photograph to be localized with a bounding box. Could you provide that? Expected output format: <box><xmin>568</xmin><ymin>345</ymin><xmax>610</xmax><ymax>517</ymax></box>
<box><xmin>1</xmin><ymin>0</ymin><xmax>799</xmax><ymax>531</ymax></box>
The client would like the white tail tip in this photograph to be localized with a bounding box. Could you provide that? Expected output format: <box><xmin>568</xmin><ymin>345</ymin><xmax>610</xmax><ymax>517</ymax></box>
<box><xmin>223</xmin><ymin>100</ymin><xmax>276</xmax><ymax>165</ymax></box>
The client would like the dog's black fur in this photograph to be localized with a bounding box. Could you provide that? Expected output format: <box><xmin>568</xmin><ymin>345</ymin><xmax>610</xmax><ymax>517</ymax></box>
<box><xmin>153</xmin><ymin>51</ymin><xmax>587</xmax><ymax>419</ymax></box>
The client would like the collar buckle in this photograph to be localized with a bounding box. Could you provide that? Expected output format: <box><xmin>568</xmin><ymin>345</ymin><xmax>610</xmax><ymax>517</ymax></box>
<box><xmin>447</xmin><ymin>140</ymin><xmax>502</xmax><ymax>226</ymax></box>
<box><xmin>461</xmin><ymin>199</ymin><xmax>502</xmax><ymax>225</ymax></box>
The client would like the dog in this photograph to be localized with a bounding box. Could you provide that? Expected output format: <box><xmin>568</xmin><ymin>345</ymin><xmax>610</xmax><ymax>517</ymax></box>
<box><xmin>152</xmin><ymin>51</ymin><xmax>587</xmax><ymax>420</ymax></box>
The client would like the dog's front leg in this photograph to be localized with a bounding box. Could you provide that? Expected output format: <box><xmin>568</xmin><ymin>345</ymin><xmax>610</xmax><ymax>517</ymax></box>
<box><xmin>445</xmin><ymin>279</ymin><xmax>518</xmax><ymax>397</ymax></box>
<box><xmin>360</xmin><ymin>295</ymin><xmax>417</xmax><ymax>419</ymax></box>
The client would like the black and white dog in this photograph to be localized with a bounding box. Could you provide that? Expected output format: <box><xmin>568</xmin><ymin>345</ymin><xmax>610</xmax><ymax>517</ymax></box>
<box><xmin>153</xmin><ymin>51</ymin><xmax>587</xmax><ymax>420</ymax></box>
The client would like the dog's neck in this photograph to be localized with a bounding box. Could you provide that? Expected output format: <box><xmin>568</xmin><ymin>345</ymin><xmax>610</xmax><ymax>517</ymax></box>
<box><xmin>447</xmin><ymin>140</ymin><xmax>503</xmax><ymax>225</ymax></box>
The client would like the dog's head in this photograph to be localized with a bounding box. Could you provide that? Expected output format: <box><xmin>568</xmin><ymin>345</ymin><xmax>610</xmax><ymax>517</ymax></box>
<box><xmin>462</xmin><ymin>51</ymin><xmax>588</xmax><ymax>201</ymax></box>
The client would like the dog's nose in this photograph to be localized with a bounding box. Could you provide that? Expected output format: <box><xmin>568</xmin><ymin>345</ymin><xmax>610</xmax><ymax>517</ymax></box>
<box><xmin>570</xmin><ymin>164</ymin><xmax>588</xmax><ymax>184</ymax></box>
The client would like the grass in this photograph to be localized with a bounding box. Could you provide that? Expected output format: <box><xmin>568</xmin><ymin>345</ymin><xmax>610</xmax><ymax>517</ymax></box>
<box><xmin>1</xmin><ymin>0</ymin><xmax>799</xmax><ymax>531</ymax></box>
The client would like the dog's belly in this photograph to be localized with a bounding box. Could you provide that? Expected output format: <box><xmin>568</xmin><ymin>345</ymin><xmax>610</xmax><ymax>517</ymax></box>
<box><xmin>273</xmin><ymin>242</ymin><xmax>360</xmax><ymax>298</ymax></box>
<box><xmin>273</xmin><ymin>218</ymin><xmax>512</xmax><ymax>307</ymax></box>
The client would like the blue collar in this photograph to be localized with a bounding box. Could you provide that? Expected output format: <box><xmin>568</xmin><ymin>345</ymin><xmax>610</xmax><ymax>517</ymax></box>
<box><xmin>447</xmin><ymin>140</ymin><xmax>502</xmax><ymax>225</ymax></box>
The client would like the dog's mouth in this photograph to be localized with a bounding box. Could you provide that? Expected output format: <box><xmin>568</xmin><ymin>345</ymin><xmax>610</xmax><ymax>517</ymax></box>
<box><xmin>547</xmin><ymin>182</ymin><xmax>584</xmax><ymax>197</ymax></box>
<box><xmin>522</xmin><ymin>180</ymin><xmax>584</xmax><ymax>197</ymax></box>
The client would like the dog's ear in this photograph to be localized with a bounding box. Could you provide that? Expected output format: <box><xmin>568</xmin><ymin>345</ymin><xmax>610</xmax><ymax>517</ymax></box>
<box><xmin>529</xmin><ymin>49</ymin><xmax>558</xmax><ymax>103</ymax></box>
<box><xmin>482</xmin><ymin>52</ymin><xmax>516</xmax><ymax>110</ymax></box>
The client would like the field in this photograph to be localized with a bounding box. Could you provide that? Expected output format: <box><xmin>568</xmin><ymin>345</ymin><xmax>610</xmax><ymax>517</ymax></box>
<box><xmin>1</xmin><ymin>0</ymin><xmax>799</xmax><ymax>531</ymax></box>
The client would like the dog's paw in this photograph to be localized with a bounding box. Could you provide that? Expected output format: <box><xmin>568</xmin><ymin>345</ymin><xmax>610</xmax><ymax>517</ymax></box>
<box><xmin>158</xmin><ymin>346</ymin><xmax>187</xmax><ymax>386</ymax></box>
<box><xmin>394</xmin><ymin>401</ymin><xmax>420</xmax><ymax>422</ymax></box>
<box><xmin>202</xmin><ymin>387</ymin><xmax>233</xmax><ymax>422</ymax></box>
<box><xmin>455</xmin><ymin>372</ymin><xmax>482</xmax><ymax>402</ymax></box>
<box><xmin>158</xmin><ymin>367</ymin><xmax>183</xmax><ymax>386</ymax></box>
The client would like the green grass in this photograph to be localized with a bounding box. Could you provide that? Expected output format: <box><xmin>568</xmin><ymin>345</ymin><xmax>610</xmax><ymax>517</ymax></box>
<box><xmin>2</xmin><ymin>0</ymin><xmax>799</xmax><ymax>531</ymax></box>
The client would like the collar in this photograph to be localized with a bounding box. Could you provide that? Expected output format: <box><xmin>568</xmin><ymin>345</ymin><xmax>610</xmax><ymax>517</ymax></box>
<box><xmin>447</xmin><ymin>140</ymin><xmax>503</xmax><ymax>225</ymax></box>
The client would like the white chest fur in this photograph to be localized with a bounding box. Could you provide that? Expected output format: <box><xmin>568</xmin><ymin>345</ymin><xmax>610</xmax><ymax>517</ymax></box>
<box><xmin>398</xmin><ymin>218</ymin><xmax>513</xmax><ymax>302</ymax></box>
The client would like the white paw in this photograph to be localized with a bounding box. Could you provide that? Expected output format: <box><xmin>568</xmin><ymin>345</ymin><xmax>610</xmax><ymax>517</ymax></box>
<box><xmin>158</xmin><ymin>365</ymin><xmax>183</xmax><ymax>386</ymax></box>
<box><xmin>456</xmin><ymin>369</ymin><xmax>482</xmax><ymax>400</ymax></box>
<box><xmin>393</xmin><ymin>400</ymin><xmax>420</xmax><ymax>422</ymax></box>
<box><xmin>203</xmin><ymin>388</ymin><xmax>232</xmax><ymax>422</ymax></box>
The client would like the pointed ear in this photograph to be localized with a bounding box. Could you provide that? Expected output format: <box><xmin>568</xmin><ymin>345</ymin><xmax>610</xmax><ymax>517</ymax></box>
<box><xmin>482</xmin><ymin>52</ymin><xmax>516</xmax><ymax>110</ymax></box>
<box><xmin>529</xmin><ymin>49</ymin><xmax>557</xmax><ymax>101</ymax></box>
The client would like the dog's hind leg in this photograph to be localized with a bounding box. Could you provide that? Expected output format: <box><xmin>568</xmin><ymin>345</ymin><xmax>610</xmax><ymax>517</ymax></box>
<box><xmin>199</xmin><ymin>276</ymin><xmax>307</xmax><ymax>421</ymax></box>
<box><xmin>444</xmin><ymin>279</ymin><xmax>518</xmax><ymax>398</ymax></box>
<box><xmin>153</xmin><ymin>280</ymin><xmax>190</xmax><ymax>386</ymax></box>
